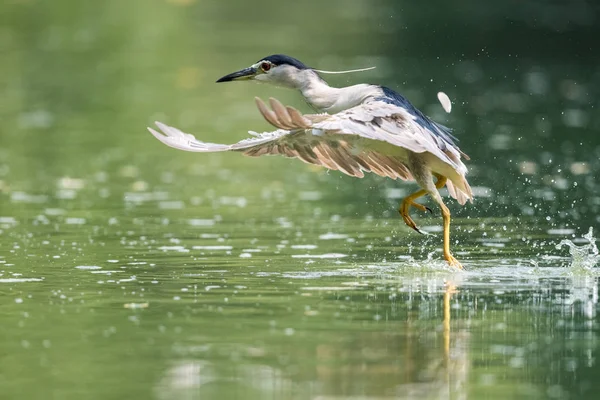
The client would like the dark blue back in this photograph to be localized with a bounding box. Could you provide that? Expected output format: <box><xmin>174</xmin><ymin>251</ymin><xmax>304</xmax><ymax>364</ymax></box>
<box><xmin>377</xmin><ymin>87</ymin><xmax>459</xmax><ymax>147</ymax></box>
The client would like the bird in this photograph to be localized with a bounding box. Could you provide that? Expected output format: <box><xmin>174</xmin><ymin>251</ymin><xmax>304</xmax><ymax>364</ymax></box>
<box><xmin>148</xmin><ymin>54</ymin><xmax>472</xmax><ymax>269</ymax></box>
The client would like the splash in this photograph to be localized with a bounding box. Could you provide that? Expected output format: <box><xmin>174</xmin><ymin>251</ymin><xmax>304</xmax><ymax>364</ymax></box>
<box><xmin>556</xmin><ymin>227</ymin><xmax>599</xmax><ymax>271</ymax></box>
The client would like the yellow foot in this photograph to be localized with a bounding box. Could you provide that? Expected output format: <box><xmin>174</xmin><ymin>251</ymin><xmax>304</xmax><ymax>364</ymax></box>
<box><xmin>444</xmin><ymin>254</ymin><xmax>464</xmax><ymax>270</ymax></box>
<box><xmin>400</xmin><ymin>211</ymin><xmax>419</xmax><ymax>232</ymax></box>
<box><xmin>410</xmin><ymin>202</ymin><xmax>432</xmax><ymax>214</ymax></box>
<box><xmin>399</xmin><ymin>201</ymin><xmax>431</xmax><ymax>234</ymax></box>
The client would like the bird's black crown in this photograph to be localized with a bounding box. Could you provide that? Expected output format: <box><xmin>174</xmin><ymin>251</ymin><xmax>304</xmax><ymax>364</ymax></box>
<box><xmin>259</xmin><ymin>54</ymin><xmax>308</xmax><ymax>70</ymax></box>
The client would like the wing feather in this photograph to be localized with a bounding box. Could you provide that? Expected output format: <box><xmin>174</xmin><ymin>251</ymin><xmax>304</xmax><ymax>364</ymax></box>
<box><xmin>148</xmin><ymin>96</ymin><xmax>471</xmax><ymax>202</ymax></box>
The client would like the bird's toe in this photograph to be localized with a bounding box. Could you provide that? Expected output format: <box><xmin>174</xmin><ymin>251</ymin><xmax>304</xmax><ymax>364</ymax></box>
<box><xmin>445</xmin><ymin>255</ymin><xmax>464</xmax><ymax>270</ymax></box>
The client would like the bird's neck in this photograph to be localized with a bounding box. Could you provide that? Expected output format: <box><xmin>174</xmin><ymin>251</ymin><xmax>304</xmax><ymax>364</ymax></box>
<box><xmin>295</xmin><ymin>72</ymin><xmax>381</xmax><ymax>113</ymax></box>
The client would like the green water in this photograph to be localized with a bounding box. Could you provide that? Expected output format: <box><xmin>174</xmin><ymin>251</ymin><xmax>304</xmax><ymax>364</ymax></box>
<box><xmin>1</xmin><ymin>1</ymin><xmax>599</xmax><ymax>399</ymax></box>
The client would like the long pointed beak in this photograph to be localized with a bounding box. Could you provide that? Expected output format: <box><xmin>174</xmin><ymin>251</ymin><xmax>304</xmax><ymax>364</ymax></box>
<box><xmin>216</xmin><ymin>67</ymin><xmax>257</xmax><ymax>83</ymax></box>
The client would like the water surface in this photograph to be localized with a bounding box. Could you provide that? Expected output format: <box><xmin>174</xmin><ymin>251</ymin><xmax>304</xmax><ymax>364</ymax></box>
<box><xmin>1</xmin><ymin>0</ymin><xmax>599</xmax><ymax>399</ymax></box>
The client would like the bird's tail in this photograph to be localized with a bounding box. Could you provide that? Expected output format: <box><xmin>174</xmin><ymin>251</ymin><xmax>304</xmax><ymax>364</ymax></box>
<box><xmin>446</xmin><ymin>178</ymin><xmax>473</xmax><ymax>205</ymax></box>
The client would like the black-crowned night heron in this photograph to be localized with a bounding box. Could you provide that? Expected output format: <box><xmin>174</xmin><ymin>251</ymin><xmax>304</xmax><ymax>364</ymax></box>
<box><xmin>148</xmin><ymin>54</ymin><xmax>472</xmax><ymax>268</ymax></box>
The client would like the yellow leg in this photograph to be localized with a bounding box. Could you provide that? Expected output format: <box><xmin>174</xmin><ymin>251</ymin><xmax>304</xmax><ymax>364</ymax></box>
<box><xmin>439</xmin><ymin>197</ymin><xmax>463</xmax><ymax>269</ymax></box>
<box><xmin>400</xmin><ymin>175</ymin><xmax>463</xmax><ymax>269</ymax></box>
<box><xmin>429</xmin><ymin>175</ymin><xmax>463</xmax><ymax>269</ymax></box>
<box><xmin>433</xmin><ymin>175</ymin><xmax>447</xmax><ymax>191</ymax></box>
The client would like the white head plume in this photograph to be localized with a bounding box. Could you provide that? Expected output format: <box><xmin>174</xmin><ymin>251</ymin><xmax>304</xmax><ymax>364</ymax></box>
<box><xmin>312</xmin><ymin>66</ymin><xmax>376</xmax><ymax>74</ymax></box>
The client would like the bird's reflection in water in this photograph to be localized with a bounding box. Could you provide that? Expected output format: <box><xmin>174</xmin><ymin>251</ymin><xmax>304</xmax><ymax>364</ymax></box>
<box><xmin>155</xmin><ymin>271</ymin><xmax>600</xmax><ymax>398</ymax></box>
<box><xmin>313</xmin><ymin>280</ymin><xmax>469</xmax><ymax>400</ymax></box>
<box><xmin>155</xmin><ymin>277</ymin><xmax>471</xmax><ymax>400</ymax></box>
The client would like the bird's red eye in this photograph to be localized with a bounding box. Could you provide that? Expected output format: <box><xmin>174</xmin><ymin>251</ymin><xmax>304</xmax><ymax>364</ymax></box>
<box><xmin>261</xmin><ymin>62</ymin><xmax>271</xmax><ymax>72</ymax></box>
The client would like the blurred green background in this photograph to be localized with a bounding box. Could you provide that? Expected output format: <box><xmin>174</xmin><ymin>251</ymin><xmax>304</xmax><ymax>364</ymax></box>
<box><xmin>1</xmin><ymin>0</ymin><xmax>599</xmax><ymax>399</ymax></box>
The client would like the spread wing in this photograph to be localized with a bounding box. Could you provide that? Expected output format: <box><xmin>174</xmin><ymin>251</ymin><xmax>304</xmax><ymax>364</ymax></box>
<box><xmin>147</xmin><ymin>105</ymin><xmax>414</xmax><ymax>181</ymax></box>
<box><xmin>148</xmin><ymin>97</ymin><xmax>472</xmax><ymax>203</ymax></box>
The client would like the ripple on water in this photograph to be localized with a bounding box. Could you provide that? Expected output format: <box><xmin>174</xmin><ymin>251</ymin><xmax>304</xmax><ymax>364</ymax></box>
<box><xmin>218</xmin><ymin>196</ymin><xmax>247</xmax><ymax>207</ymax></box>
<box><xmin>482</xmin><ymin>242</ymin><xmax>506</xmax><ymax>248</ymax></box>
<box><xmin>158</xmin><ymin>246</ymin><xmax>190</xmax><ymax>253</ymax></box>
<box><xmin>200</xmin><ymin>233</ymin><xmax>220</xmax><ymax>238</ymax></box>
<box><xmin>159</xmin><ymin>201</ymin><xmax>185</xmax><ymax>210</ymax></box>
<box><xmin>0</xmin><ymin>278</ymin><xmax>44</xmax><ymax>283</ymax></box>
<box><xmin>91</xmin><ymin>270</ymin><xmax>121</xmax><ymax>275</ymax></box>
<box><xmin>0</xmin><ymin>217</ymin><xmax>17</xmax><ymax>225</ymax></box>
<box><xmin>291</xmin><ymin>244</ymin><xmax>318</xmax><ymax>250</ymax></box>
<box><xmin>298</xmin><ymin>191</ymin><xmax>322</xmax><ymax>201</ymax></box>
<box><xmin>56</xmin><ymin>189</ymin><xmax>77</xmax><ymax>200</ymax></box>
<box><xmin>11</xmin><ymin>192</ymin><xmax>48</xmax><ymax>203</ymax></box>
<box><xmin>291</xmin><ymin>253</ymin><xmax>348</xmax><ymax>259</ymax></box>
<box><xmin>65</xmin><ymin>217</ymin><xmax>86</xmax><ymax>225</ymax></box>
<box><xmin>124</xmin><ymin>191</ymin><xmax>169</xmax><ymax>203</ymax></box>
<box><xmin>192</xmin><ymin>245</ymin><xmax>233</xmax><ymax>250</ymax></box>
<box><xmin>189</xmin><ymin>219</ymin><xmax>216</xmax><ymax>227</ymax></box>
<box><xmin>547</xmin><ymin>228</ymin><xmax>576</xmax><ymax>235</ymax></box>
<box><xmin>318</xmin><ymin>233</ymin><xmax>349</xmax><ymax>240</ymax></box>
<box><xmin>302</xmin><ymin>286</ymin><xmax>357</xmax><ymax>291</ymax></box>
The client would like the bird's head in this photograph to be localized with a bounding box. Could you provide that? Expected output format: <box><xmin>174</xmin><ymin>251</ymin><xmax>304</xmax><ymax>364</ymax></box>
<box><xmin>216</xmin><ymin>54</ymin><xmax>318</xmax><ymax>89</ymax></box>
